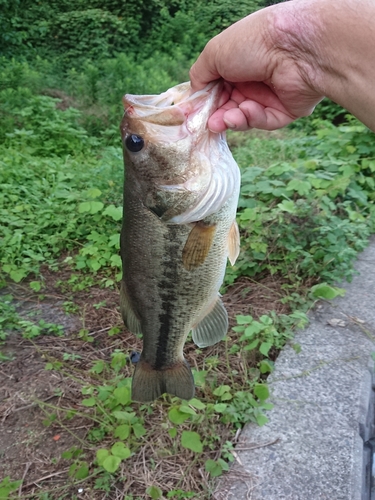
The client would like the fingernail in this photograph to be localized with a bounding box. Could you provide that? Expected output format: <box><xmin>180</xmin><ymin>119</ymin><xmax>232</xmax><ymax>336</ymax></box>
<box><xmin>223</xmin><ymin>118</ymin><xmax>237</xmax><ymax>130</ymax></box>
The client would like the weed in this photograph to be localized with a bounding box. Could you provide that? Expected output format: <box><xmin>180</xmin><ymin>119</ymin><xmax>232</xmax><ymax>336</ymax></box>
<box><xmin>0</xmin><ymin>477</ymin><xmax>22</xmax><ymax>499</ymax></box>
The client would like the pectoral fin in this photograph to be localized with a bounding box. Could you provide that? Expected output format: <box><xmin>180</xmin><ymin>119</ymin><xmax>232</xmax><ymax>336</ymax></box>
<box><xmin>132</xmin><ymin>358</ymin><xmax>195</xmax><ymax>402</ymax></box>
<box><xmin>192</xmin><ymin>296</ymin><xmax>228</xmax><ymax>348</ymax></box>
<box><xmin>120</xmin><ymin>282</ymin><xmax>142</xmax><ymax>335</ymax></box>
<box><xmin>228</xmin><ymin>220</ymin><xmax>240</xmax><ymax>265</ymax></box>
<box><xmin>182</xmin><ymin>222</ymin><xmax>216</xmax><ymax>271</ymax></box>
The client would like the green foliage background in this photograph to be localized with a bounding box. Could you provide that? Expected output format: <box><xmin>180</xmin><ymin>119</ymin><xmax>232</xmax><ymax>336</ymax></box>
<box><xmin>1</xmin><ymin>0</ymin><xmax>374</xmax><ymax>299</ymax></box>
<box><xmin>1</xmin><ymin>0</ymin><xmax>263</xmax><ymax>62</ymax></box>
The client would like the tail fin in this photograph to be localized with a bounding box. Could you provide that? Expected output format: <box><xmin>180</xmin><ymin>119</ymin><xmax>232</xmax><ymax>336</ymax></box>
<box><xmin>131</xmin><ymin>358</ymin><xmax>195</xmax><ymax>402</ymax></box>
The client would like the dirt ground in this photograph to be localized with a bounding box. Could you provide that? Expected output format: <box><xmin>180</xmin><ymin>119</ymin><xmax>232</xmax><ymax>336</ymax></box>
<box><xmin>0</xmin><ymin>269</ymin><xmax>292</xmax><ymax>499</ymax></box>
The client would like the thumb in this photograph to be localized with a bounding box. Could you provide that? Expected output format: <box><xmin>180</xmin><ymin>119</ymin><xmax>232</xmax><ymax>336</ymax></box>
<box><xmin>189</xmin><ymin>40</ymin><xmax>221</xmax><ymax>92</ymax></box>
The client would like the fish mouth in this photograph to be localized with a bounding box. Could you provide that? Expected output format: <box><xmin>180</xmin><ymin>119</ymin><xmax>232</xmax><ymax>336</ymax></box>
<box><xmin>122</xmin><ymin>81</ymin><xmax>223</xmax><ymax>129</ymax></box>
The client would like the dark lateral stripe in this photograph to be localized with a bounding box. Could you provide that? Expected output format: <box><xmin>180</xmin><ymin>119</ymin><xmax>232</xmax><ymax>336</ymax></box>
<box><xmin>155</xmin><ymin>226</ymin><xmax>180</xmax><ymax>370</ymax></box>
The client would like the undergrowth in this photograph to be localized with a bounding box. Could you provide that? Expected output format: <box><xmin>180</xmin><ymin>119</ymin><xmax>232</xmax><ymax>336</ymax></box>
<box><xmin>0</xmin><ymin>54</ymin><xmax>375</xmax><ymax>499</ymax></box>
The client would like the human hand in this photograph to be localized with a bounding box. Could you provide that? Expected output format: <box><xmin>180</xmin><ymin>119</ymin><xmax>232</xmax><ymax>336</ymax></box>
<box><xmin>189</xmin><ymin>3</ymin><xmax>325</xmax><ymax>132</ymax></box>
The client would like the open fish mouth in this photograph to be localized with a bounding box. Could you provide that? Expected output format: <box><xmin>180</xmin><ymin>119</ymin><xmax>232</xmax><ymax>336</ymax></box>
<box><xmin>122</xmin><ymin>81</ymin><xmax>223</xmax><ymax>131</ymax></box>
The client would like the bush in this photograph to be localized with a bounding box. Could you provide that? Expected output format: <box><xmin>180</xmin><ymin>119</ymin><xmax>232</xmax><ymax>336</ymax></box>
<box><xmin>1</xmin><ymin>0</ymin><xmax>265</xmax><ymax>62</ymax></box>
<box><xmin>225</xmin><ymin>119</ymin><xmax>375</xmax><ymax>286</ymax></box>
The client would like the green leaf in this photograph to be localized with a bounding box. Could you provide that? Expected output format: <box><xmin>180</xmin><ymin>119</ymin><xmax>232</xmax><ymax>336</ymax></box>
<box><xmin>111</xmin><ymin>442</ymin><xmax>131</xmax><ymax>459</ymax></box>
<box><xmin>213</xmin><ymin>403</ymin><xmax>227</xmax><ymax>413</ymax></box>
<box><xmin>262</xmin><ymin>402</ymin><xmax>274</xmax><ymax>410</ymax></box>
<box><xmin>30</xmin><ymin>281</ymin><xmax>41</xmax><ymax>292</ymax></box>
<box><xmin>86</xmin><ymin>188</ymin><xmax>102</xmax><ymax>198</ymax></box>
<box><xmin>168</xmin><ymin>428</ymin><xmax>177</xmax><ymax>438</ymax></box>
<box><xmin>96</xmin><ymin>449</ymin><xmax>109</xmax><ymax>466</ymax></box>
<box><xmin>168</xmin><ymin>407</ymin><xmax>191</xmax><ymax>425</ymax></box>
<box><xmin>259</xmin><ymin>315</ymin><xmax>273</xmax><ymax>325</ymax></box>
<box><xmin>259</xmin><ymin>360</ymin><xmax>274</xmax><ymax>374</ymax></box>
<box><xmin>220</xmin><ymin>392</ymin><xmax>233</xmax><ymax>401</ymax></box>
<box><xmin>181</xmin><ymin>431</ymin><xmax>203</xmax><ymax>453</ymax></box>
<box><xmin>213</xmin><ymin>385</ymin><xmax>231</xmax><ymax>397</ymax></box>
<box><xmin>217</xmin><ymin>458</ymin><xmax>229</xmax><ymax>471</ymax></box>
<box><xmin>259</xmin><ymin>342</ymin><xmax>272</xmax><ymax>357</ymax></box>
<box><xmin>192</xmin><ymin>370</ymin><xmax>207</xmax><ymax>387</ymax></box>
<box><xmin>286</xmin><ymin>179</ymin><xmax>311</xmax><ymax>196</ymax></box>
<box><xmin>146</xmin><ymin>485</ymin><xmax>163</xmax><ymax>499</ymax></box>
<box><xmin>132</xmin><ymin>423</ymin><xmax>146</xmax><ymax>438</ymax></box>
<box><xmin>188</xmin><ymin>398</ymin><xmax>206</xmax><ymax>410</ymax></box>
<box><xmin>62</xmin><ymin>447</ymin><xmax>82</xmax><ymax>459</ymax></box>
<box><xmin>0</xmin><ymin>486</ymin><xmax>11</xmax><ymax>498</ymax></box>
<box><xmin>243</xmin><ymin>339</ymin><xmax>260</xmax><ymax>351</ymax></box>
<box><xmin>277</xmin><ymin>200</ymin><xmax>296</xmax><ymax>213</ymax></box>
<box><xmin>0</xmin><ymin>477</ymin><xmax>22</xmax><ymax>498</ymax></box>
<box><xmin>90</xmin><ymin>259</ymin><xmax>101</xmax><ymax>271</ymax></box>
<box><xmin>167</xmin><ymin>490</ymin><xmax>195</xmax><ymax>499</ymax></box>
<box><xmin>235</xmin><ymin>315</ymin><xmax>252</xmax><ymax>325</ymax></box>
<box><xmin>243</xmin><ymin>322</ymin><xmax>263</xmax><ymax>337</ymax></box>
<box><xmin>113</xmin><ymin>386</ymin><xmax>131</xmax><ymax>406</ymax></box>
<box><xmin>110</xmin><ymin>254</ymin><xmax>122</xmax><ymax>267</ymax></box>
<box><xmin>81</xmin><ymin>397</ymin><xmax>96</xmax><ymax>407</ymax></box>
<box><xmin>254</xmin><ymin>384</ymin><xmax>269</xmax><ymax>401</ymax></box>
<box><xmin>90</xmin><ymin>360</ymin><xmax>105</xmax><ymax>374</ymax></box>
<box><xmin>114</xmin><ymin>424</ymin><xmax>130</xmax><ymax>440</ymax></box>
<box><xmin>108</xmin><ymin>326</ymin><xmax>121</xmax><ymax>336</ymax></box>
<box><xmin>103</xmin><ymin>204</ymin><xmax>123</xmax><ymax>221</ymax></box>
<box><xmin>112</xmin><ymin>411</ymin><xmax>135</xmax><ymax>421</ymax></box>
<box><xmin>205</xmin><ymin>459</ymin><xmax>223</xmax><ymax>477</ymax></box>
<box><xmin>78</xmin><ymin>201</ymin><xmax>104</xmax><ymax>214</ymax></box>
<box><xmin>102</xmin><ymin>455</ymin><xmax>121</xmax><ymax>473</ymax></box>
<box><xmin>311</xmin><ymin>283</ymin><xmax>346</xmax><ymax>300</ymax></box>
<box><xmin>178</xmin><ymin>404</ymin><xmax>196</xmax><ymax>416</ymax></box>
<box><xmin>74</xmin><ymin>463</ymin><xmax>89</xmax><ymax>479</ymax></box>
<box><xmin>10</xmin><ymin>269</ymin><xmax>26</xmax><ymax>282</ymax></box>
<box><xmin>256</xmin><ymin>414</ymin><xmax>268</xmax><ymax>426</ymax></box>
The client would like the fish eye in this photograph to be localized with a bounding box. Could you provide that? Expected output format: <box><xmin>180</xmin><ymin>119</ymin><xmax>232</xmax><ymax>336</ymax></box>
<box><xmin>125</xmin><ymin>134</ymin><xmax>144</xmax><ymax>153</ymax></box>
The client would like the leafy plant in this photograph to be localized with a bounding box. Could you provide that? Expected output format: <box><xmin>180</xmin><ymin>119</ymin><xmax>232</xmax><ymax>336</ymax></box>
<box><xmin>0</xmin><ymin>477</ymin><xmax>22</xmax><ymax>499</ymax></box>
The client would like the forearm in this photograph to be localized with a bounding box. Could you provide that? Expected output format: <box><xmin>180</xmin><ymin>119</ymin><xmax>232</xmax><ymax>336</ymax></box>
<box><xmin>274</xmin><ymin>0</ymin><xmax>375</xmax><ymax>130</ymax></box>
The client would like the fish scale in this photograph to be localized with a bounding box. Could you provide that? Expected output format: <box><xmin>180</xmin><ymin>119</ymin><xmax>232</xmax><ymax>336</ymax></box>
<box><xmin>119</xmin><ymin>81</ymin><xmax>241</xmax><ymax>402</ymax></box>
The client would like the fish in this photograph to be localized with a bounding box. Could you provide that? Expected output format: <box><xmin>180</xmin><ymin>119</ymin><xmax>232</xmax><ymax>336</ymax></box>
<box><xmin>119</xmin><ymin>81</ymin><xmax>241</xmax><ymax>403</ymax></box>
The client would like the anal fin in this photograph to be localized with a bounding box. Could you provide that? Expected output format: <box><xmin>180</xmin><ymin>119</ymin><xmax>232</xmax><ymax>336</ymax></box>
<box><xmin>192</xmin><ymin>296</ymin><xmax>228</xmax><ymax>348</ymax></box>
<box><xmin>182</xmin><ymin>222</ymin><xmax>216</xmax><ymax>271</ymax></box>
<box><xmin>228</xmin><ymin>220</ymin><xmax>240</xmax><ymax>265</ymax></box>
<box><xmin>120</xmin><ymin>282</ymin><xmax>142</xmax><ymax>334</ymax></box>
<box><xmin>131</xmin><ymin>358</ymin><xmax>195</xmax><ymax>402</ymax></box>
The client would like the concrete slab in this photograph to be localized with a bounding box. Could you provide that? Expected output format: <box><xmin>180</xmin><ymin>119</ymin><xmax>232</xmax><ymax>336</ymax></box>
<box><xmin>216</xmin><ymin>237</ymin><xmax>375</xmax><ymax>500</ymax></box>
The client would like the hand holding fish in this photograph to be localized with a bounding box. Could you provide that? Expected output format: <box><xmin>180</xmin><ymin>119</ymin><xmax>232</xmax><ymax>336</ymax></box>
<box><xmin>190</xmin><ymin>0</ymin><xmax>375</xmax><ymax>133</ymax></box>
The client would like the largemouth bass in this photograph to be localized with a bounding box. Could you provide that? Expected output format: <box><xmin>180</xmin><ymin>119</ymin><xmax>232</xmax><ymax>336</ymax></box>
<box><xmin>120</xmin><ymin>81</ymin><xmax>241</xmax><ymax>402</ymax></box>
